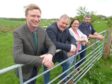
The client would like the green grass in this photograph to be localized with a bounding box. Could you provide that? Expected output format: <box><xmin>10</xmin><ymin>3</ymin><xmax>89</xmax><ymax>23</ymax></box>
<box><xmin>0</xmin><ymin>19</ymin><xmax>25</xmax><ymax>32</ymax></box>
<box><xmin>93</xmin><ymin>20</ymin><xmax>109</xmax><ymax>32</ymax></box>
<box><xmin>0</xmin><ymin>18</ymin><xmax>112</xmax><ymax>84</ymax></box>
<box><xmin>0</xmin><ymin>72</ymin><xmax>19</xmax><ymax>84</ymax></box>
<box><xmin>0</xmin><ymin>18</ymin><xmax>56</xmax><ymax>31</ymax></box>
<box><xmin>0</xmin><ymin>32</ymin><xmax>19</xmax><ymax>84</ymax></box>
<box><xmin>78</xmin><ymin>57</ymin><xmax>112</xmax><ymax>84</ymax></box>
<box><xmin>0</xmin><ymin>32</ymin><xmax>14</xmax><ymax>69</ymax></box>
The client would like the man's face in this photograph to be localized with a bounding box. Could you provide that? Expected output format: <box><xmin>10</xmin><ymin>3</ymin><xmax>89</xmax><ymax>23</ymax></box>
<box><xmin>58</xmin><ymin>18</ymin><xmax>69</xmax><ymax>31</ymax></box>
<box><xmin>26</xmin><ymin>9</ymin><xmax>41</xmax><ymax>28</ymax></box>
<box><xmin>84</xmin><ymin>17</ymin><xmax>91</xmax><ymax>23</ymax></box>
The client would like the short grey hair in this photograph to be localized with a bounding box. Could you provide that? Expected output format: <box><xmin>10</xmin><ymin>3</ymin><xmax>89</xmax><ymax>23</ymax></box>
<box><xmin>59</xmin><ymin>14</ymin><xmax>69</xmax><ymax>20</ymax></box>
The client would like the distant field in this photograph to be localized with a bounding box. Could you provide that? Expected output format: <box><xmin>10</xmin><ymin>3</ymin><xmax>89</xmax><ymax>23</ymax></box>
<box><xmin>0</xmin><ymin>18</ymin><xmax>57</xmax><ymax>32</ymax></box>
<box><xmin>0</xmin><ymin>18</ymin><xmax>112</xmax><ymax>84</ymax></box>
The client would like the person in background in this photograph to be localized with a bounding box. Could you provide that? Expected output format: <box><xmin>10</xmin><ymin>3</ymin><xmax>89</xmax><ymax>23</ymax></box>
<box><xmin>13</xmin><ymin>4</ymin><xmax>56</xmax><ymax>84</ymax></box>
<box><xmin>68</xmin><ymin>19</ymin><xmax>88</xmax><ymax>69</ymax></box>
<box><xmin>78</xmin><ymin>15</ymin><xmax>104</xmax><ymax>69</ymax></box>
<box><xmin>79</xmin><ymin>15</ymin><xmax>104</xmax><ymax>40</ymax></box>
<box><xmin>44</xmin><ymin>14</ymin><xmax>77</xmax><ymax>84</ymax></box>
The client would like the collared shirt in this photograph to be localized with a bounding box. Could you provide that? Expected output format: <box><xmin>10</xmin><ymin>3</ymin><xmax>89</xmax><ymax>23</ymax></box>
<box><xmin>69</xmin><ymin>28</ymin><xmax>88</xmax><ymax>51</ymax></box>
<box><xmin>79</xmin><ymin>22</ymin><xmax>96</xmax><ymax>37</ymax></box>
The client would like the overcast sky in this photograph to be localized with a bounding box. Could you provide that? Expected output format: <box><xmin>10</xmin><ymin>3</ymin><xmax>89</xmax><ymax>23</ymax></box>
<box><xmin>0</xmin><ymin>0</ymin><xmax>112</xmax><ymax>19</ymax></box>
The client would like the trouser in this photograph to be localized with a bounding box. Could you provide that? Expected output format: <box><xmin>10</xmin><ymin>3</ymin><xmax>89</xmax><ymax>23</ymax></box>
<box><xmin>76</xmin><ymin>45</ymin><xmax>86</xmax><ymax>68</ymax></box>
<box><xmin>43</xmin><ymin>51</ymin><xmax>69</xmax><ymax>84</ymax></box>
<box><xmin>67</xmin><ymin>55</ymin><xmax>76</xmax><ymax>67</ymax></box>
<box><xmin>23</xmin><ymin>66</ymin><xmax>38</xmax><ymax>84</ymax></box>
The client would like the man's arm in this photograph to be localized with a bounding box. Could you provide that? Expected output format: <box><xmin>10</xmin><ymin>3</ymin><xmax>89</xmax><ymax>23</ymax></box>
<box><xmin>88</xmin><ymin>24</ymin><xmax>104</xmax><ymax>40</ymax></box>
<box><xmin>44</xmin><ymin>31</ymin><xmax>56</xmax><ymax>56</ymax></box>
<box><xmin>46</xmin><ymin>28</ymin><xmax>71</xmax><ymax>52</ymax></box>
<box><xmin>39</xmin><ymin>31</ymin><xmax>56</xmax><ymax>69</ymax></box>
<box><xmin>88</xmin><ymin>32</ymin><xmax>104</xmax><ymax>40</ymax></box>
<box><xmin>13</xmin><ymin>32</ymin><xmax>43</xmax><ymax>65</ymax></box>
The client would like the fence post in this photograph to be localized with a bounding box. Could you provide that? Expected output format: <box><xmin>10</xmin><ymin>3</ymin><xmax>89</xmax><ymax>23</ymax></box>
<box><xmin>103</xmin><ymin>29</ymin><xmax>112</xmax><ymax>58</ymax></box>
<box><xmin>110</xmin><ymin>29</ymin><xmax>112</xmax><ymax>55</ymax></box>
<box><xmin>18</xmin><ymin>67</ymin><xmax>24</xmax><ymax>84</ymax></box>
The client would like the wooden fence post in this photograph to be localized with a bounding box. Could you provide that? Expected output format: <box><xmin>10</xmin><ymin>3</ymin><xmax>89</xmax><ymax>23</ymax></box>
<box><xmin>103</xmin><ymin>29</ymin><xmax>112</xmax><ymax>59</ymax></box>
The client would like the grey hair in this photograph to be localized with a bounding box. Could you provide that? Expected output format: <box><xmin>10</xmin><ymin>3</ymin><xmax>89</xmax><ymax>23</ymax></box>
<box><xmin>59</xmin><ymin>14</ymin><xmax>69</xmax><ymax>20</ymax></box>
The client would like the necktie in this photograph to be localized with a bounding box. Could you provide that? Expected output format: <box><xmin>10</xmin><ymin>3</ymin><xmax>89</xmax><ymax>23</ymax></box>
<box><xmin>33</xmin><ymin>31</ymin><xmax>38</xmax><ymax>54</ymax></box>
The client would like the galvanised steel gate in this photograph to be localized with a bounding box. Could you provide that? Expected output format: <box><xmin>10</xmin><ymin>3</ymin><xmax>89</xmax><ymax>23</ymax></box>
<box><xmin>0</xmin><ymin>30</ymin><xmax>107</xmax><ymax>84</ymax></box>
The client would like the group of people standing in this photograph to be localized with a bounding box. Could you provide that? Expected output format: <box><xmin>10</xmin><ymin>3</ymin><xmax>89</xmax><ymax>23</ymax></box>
<box><xmin>13</xmin><ymin>4</ymin><xmax>104</xmax><ymax>84</ymax></box>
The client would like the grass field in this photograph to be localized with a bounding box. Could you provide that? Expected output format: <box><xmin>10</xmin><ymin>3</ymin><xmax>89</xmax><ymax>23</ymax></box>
<box><xmin>0</xmin><ymin>18</ymin><xmax>112</xmax><ymax>84</ymax></box>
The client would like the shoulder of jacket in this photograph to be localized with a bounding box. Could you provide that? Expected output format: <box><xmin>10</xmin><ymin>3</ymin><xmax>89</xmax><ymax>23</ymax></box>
<box><xmin>14</xmin><ymin>24</ymin><xmax>26</xmax><ymax>33</ymax></box>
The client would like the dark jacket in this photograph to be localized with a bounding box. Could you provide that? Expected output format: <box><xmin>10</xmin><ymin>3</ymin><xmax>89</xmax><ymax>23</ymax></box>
<box><xmin>79</xmin><ymin>22</ymin><xmax>96</xmax><ymax>37</ymax></box>
<box><xmin>46</xmin><ymin>22</ymin><xmax>76</xmax><ymax>62</ymax></box>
